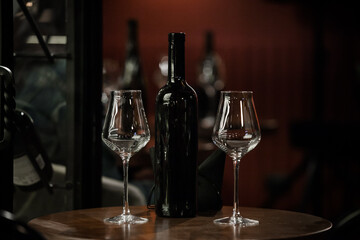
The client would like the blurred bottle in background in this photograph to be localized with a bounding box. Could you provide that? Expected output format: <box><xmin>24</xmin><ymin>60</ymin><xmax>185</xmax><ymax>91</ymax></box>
<box><xmin>102</xmin><ymin>59</ymin><xmax>121</xmax><ymax>114</ymax></box>
<box><xmin>118</xmin><ymin>19</ymin><xmax>147</xmax><ymax>110</ymax></box>
<box><xmin>102</xmin><ymin>19</ymin><xmax>147</xmax><ymax>114</ymax></box>
<box><xmin>196</xmin><ymin>31</ymin><xmax>225</xmax><ymax>138</ymax></box>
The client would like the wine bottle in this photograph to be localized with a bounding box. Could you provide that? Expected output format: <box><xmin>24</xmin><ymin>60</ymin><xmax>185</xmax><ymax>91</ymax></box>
<box><xmin>119</xmin><ymin>19</ymin><xmax>147</xmax><ymax>109</ymax></box>
<box><xmin>155</xmin><ymin>32</ymin><xmax>198</xmax><ymax>217</ymax></box>
<box><xmin>197</xmin><ymin>31</ymin><xmax>224</xmax><ymax>131</ymax></box>
<box><xmin>0</xmin><ymin>78</ymin><xmax>4</xmax><ymax>140</ymax></box>
<box><xmin>13</xmin><ymin>109</ymin><xmax>53</xmax><ymax>193</ymax></box>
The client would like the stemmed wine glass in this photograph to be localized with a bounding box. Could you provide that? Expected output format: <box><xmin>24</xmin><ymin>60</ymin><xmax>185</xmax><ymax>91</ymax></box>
<box><xmin>102</xmin><ymin>90</ymin><xmax>150</xmax><ymax>224</ymax></box>
<box><xmin>212</xmin><ymin>91</ymin><xmax>261</xmax><ymax>226</ymax></box>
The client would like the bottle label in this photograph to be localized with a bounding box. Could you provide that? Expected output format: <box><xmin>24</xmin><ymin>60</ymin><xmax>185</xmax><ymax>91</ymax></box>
<box><xmin>13</xmin><ymin>154</ymin><xmax>45</xmax><ymax>186</ymax></box>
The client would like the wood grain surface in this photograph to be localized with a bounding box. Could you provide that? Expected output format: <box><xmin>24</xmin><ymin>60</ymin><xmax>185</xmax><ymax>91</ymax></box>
<box><xmin>28</xmin><ymin>206</ymin><xmax>332</xmax><ymax>240</ymax></box>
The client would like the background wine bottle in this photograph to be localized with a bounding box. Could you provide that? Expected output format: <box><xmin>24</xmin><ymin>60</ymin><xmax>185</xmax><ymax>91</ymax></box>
<box><xmin>155</xmin><ymin>32</ymin><xmax>198</xmax><ymax>217</ymax></box>
<box><xmin>119</xmin><ymin>19</ymin><xmax>147</xmax><ymax>109</ymax></box>
<box><xmin>196</xmin><ymin>31</ymin><xmax>225</xmax><ymax>134</ymax></box>
<box><xmin>13</xmin><ymin>109</ymin><xmax>53</xmax><ymax>193</ymax></box>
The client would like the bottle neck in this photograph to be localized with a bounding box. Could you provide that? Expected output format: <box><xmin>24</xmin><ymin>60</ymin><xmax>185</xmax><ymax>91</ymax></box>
<box><xmin>168</xmin><ymin>33</ymin><xmax>185</xmax><ymax>83</ymax></box>
<box><xmin>205</xmin><ymin>32</ymin><xmax>214</xmax><ymax>55</ymax></box>
<box><xmin>126</xmin><ymin>21</ymin><xmax>139</xmax><ymax>58</ymax></box>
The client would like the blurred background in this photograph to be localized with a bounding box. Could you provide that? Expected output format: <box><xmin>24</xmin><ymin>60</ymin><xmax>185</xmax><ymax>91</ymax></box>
<box><xmin>1</xmin><ymin>0</ymin><xmax>359</xmax><ymax>234</ymax></box>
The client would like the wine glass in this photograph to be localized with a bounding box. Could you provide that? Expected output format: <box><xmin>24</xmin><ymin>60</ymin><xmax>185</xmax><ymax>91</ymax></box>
<box><xmin>212</xmin><ymin>91</ymin><xmax>261</xmax><ymax>226</ymax></box>
<box><xmin>102</xmin><ymin>90</ymin><xmax>150</xmax><ymax>224</ymax></box>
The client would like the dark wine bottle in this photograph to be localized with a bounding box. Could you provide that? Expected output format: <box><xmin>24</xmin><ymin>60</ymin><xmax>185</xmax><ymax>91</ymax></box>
<box><xmin>119</xmin><ymin>19</ymin><xmax>147</xmax><ymax>109</ymax></box>
<box><xmin>155</xmin><ymin>32</ymin><xmax>198</xmax><ymax>217</ymax></box>
<box><xmin>197</xmin><ymin>31</ymin><xmax>224</xmax><ymax>132</ymax></box>
<box><xmin>13</xmin><ymin>109</ymin><xmax>53</xmax><ymax>193</ymax></box>
<box><xmin>0</xmin><ymin>77</ymin><xmax>4</xmax><ymax>140</ymax></box>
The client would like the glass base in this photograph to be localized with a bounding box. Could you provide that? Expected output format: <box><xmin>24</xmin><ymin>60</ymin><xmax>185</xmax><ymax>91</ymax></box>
<box><xmin>214</xmin><ymin>216</ymin><xmax>259</xmax><ymax>227</ymax></box>
<box><xmin>104</xmin><ymin>214</ymin><xmax>148</xmax><ymax>224</ymax></box>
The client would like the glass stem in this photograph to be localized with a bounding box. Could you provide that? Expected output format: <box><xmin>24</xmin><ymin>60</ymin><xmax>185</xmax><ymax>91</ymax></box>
<box><xmin>232</xmin><ymin>158</ymin><xmax>242</xmax><ymax>219</ymax></box>
<box><xmin>122</xmin><ymin>156</ymin><xmax>131</xmax><ymax>216</ymax></box>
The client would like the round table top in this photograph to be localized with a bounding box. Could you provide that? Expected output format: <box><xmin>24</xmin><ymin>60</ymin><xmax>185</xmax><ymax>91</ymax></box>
<box><xmin>28</xmin><ymin>206</ymin><xmax>332</xmax><ymax>240</ymax></box>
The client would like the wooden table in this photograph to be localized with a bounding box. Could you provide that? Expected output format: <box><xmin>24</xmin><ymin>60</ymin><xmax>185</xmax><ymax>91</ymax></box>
<box><xmin>28</xmin><ymin>206</ymin><xmax>332</xmax><ymax>240</ymax></box>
